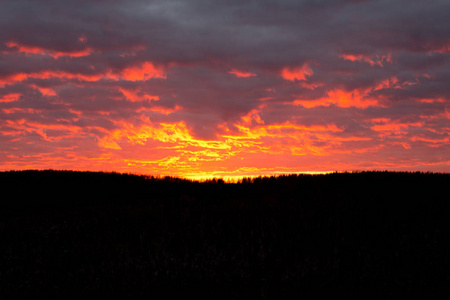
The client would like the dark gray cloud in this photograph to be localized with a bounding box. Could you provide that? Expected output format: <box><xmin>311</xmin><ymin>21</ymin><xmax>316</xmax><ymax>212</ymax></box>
<box><xmin>0</xmin><ymin>0</ymin><xmax>449</xmax><ymax>173</ymax></box>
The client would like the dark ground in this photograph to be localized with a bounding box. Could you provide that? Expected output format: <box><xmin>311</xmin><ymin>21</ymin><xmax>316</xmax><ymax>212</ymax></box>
<box><xmin>1</xmin><ymin>170</ymin><xmax>449</xmax><ymax>297</ymax></box>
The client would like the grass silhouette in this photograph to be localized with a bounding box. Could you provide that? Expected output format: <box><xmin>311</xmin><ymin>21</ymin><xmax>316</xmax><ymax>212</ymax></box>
<box><xmin>0</xmin><ymin>170</ymin><xmax>449</xmax><ymax>297</ymax></box>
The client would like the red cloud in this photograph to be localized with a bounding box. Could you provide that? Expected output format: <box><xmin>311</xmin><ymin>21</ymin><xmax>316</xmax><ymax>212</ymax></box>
<box><xmin>117</xmin><ymin>62</ymin><xmax>166</xmax><ymax>81</ymax></box>
<box><xmin>228</xmin><ymin>69</ymin><xmax>257</xmax><ymax>78</ymax></box>
<box><xmin>339</xmin><ymin>53</ymin><xmax>392</xmax><ymax>67</ymax></box>
<box><xmin>0</xmin><ymin>62</ymin><xmax>166</xmax><ymax>87</ymax></box>
<box><xmin>293</xmin><ymin>88</ymin><xmax>382</xmax><ymax>109</ymax></box>
<box><xmin>118</xmin><ymin>87</ymin><xmax>160</xmax><ymax>102</ymax></box>
<box><xmin>281</xmin><ymin>64</ymin><xmax>313</xmax><ymax>81</ymax></box>
<box><xmin>29</xmin><ymin>84</ymin><xmax>57</xmax><ymax>96</ymax></box>
<box><xmin>0</xmin><ymin>93</ymin><xmax>21</xmax><ymax>103</ymax></box>
<box><xmin>5</xmin><ymin>41</ymin><xmax>93</xmax><ymax>59</ymax></box>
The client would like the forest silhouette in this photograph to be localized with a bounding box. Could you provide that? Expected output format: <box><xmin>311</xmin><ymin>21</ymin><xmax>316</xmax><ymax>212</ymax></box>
<box><xmin>1</xmin><ymin>170</ymin><xmax>449</xmax><ymax>297</ymax></box>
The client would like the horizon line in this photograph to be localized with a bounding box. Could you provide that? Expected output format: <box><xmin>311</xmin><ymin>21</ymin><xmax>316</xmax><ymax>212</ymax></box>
<box><xmin>1</xmin><ymin>168</ymin><xmax>448</xmax><ymax>183</ymax></box>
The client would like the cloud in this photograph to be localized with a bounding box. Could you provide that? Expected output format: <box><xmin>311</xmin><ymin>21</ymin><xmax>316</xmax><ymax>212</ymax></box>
<box><xmin>228</xmin><ymin>69</ymin><xmax>257</xmax><ymax>78</ymax></box>
<box><xmin>4</xmin><ymin>41</ymin><xmax>94</xmax><ymax>59</ymax></box>
<box><xmin>339</xmin><ymin>52</ymin><xmax>392</xmax><ymax>67</ymax></box>
<box><xmin>0</xmin><ymin>93</ymin><xmax>21</xmax><ymax>103</ymax></box>
<box><xmin>281</xmin><ymin>64</ymin><xmax>314</xmax><ymax>82</ymax></box>
<box><xmin>0</xmin><ymin>0</ymin><xmax>449</xmax><ymax>175</ymax></box>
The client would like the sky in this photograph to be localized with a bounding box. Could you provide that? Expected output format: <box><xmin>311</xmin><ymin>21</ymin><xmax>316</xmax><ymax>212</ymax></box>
<box><xmin>1</xmin><ymin>0</ymin><xmax>449</xmax><ymax>179</ymax></box>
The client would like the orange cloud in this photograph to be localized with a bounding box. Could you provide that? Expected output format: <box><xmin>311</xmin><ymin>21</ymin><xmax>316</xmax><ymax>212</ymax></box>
<box><xmin>293</xmin><ymin>88</ymin><xmax>381</xmax><ymax>109</ymax></box>
<box><xmin>147</xmin><ymin>105</ymin><xmax>182</xmax><ymax>115</ymax></box>
<box><xmin>299</xmin><ymin>81</ymin><xmax>323</xmax><ymax>90</ymax></box>
<box><xmin>0</xmin><ymin>93</ymin><xmax>21</xmax><ymax>103</ymax></box>
<box><xmin>374</xmin><ymin>77</ymin><xmax>400</xmax><ymax>91</ymax></box>
<box><xmin>93</xmin><ymin>116</ymin><xmax>363</xmax><ymax>179</ymax></box>
<box><xmin>118</xmin><ymin>87</ymin><xmax>159</xmax><ymax>102</ymax></box>
<box><xmin>100</xmin><ymin>118</ymin><xmax>344</xmax><ymax>160</ymax></box>
<box><xmin>0</xmin><ymin>61</ymin><xmax>166</xmax><ymax>87</ymax></box>
<box><xmin>30</xmin><ymin>84</ymin><xmax>57</xmax><ymax>96</ymax></box>
<box><xmin>418</xmin><ymin>98</ymin><xmax>446</xmax><ymax>104</ymax></box>
<box><xmin>0</xmin><ymin>71</ymin><xmax>104</xmax><ymax>87</ymax></box>
<box><xmin>340</xmin><ymin>52</ymin><xmax>392</xmax><ymax>67</ymax></box>
<box><xmin>410</xmin><ymin>136</ymin><xmax>450</xmax><ymax>147</ymax></box>
<box><xmin>366</xmin><ymin>117</ymin><xmax>450</xmax><ymax>150</ymax></box>
<box><xmin>222</xmin><ymin>121</ymin><xmax>345</xmax><ymax>157</ymax></box>
<box><xmin>369</xmin><ymin>119</ymin><xmax>424</xmax><ymax>139</ymax></box>
<box><xmin>281</xmin><ymin>64</ymin><xmax>313</xmax><ymax>81</ymax></box>
<box><xmin>2</xmin><ymin>119</ymin><xmax>83</xmax><ymax>142</ymax></box>
<box><xmin>5</xmin><ymin>41</ymin><xmax>93</xmax><ymax>59</ymax></box>
<box><xmin>1</xmin><ymin>107</ymin><xmax>41</xmax><ymax>114</ymax></box>
<box><xmin>240</xmin><ymin>106</ymin><xmax>265</xmax><ymax>125</ymax></box>
<box><xmin>98</xmin><ymin>119</ymin><xmax>233</xmax><ymax>151</ymax></box>
<box><xmin>228</xmin><ymin>69</ymin><xmax>257</xmax><ymax>78</ymax></box>
<box><xmin>4</xmin><ymin>106</ymin><xmax>443</xmax><ymax>178</ymax></box>
<box><xmin>118</xmin><ymin>62</ymin><xmax>166</xmax><ymax>81</ymax></box>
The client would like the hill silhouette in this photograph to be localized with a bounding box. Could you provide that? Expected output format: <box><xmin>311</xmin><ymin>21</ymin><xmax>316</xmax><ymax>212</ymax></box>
<box><xmin>0</xmin><ymin>170</ymin><xmax>449</xmax><ymax>297</ymax></box>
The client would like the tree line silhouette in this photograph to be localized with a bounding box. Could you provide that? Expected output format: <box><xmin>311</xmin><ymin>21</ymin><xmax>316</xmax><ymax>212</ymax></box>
<box><xmin>0</xmin><ymin>170</ymin><xmax>449</xmax><ymax>297</ymax></box>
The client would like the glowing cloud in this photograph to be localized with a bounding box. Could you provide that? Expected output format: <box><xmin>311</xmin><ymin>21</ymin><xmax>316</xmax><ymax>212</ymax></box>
<box><xmin>1</xmin><ymin>0</ymin><xmax>449</xmax><ymax>176</ymax></box>
<box><xmin>29</xmin><ymin>85</ymin><xmax>57</xmax><ymax>96</ymax></box>
<box><xmin>118</xmin><ymin>62</ymin><xmax>166</xmax><ymax>81</ymax></box>
<box><xmin>281</xmin><ymin>64</ymin><xmax>313</xmax><ymax>81</ymax></box>
<box><xmin>118</xmin><ymin>87</ymin><xmax>160</xmax><ymax>102</ymax></box>
<box><xmin>228</xmin><ymin>69</ymin><xmax>257</xmax><ymax>78</ymax></box>
<box><xmin>340</xmin><ymin>53</ymin><xmax>392</xmax><ymax>67</ymax></box>
<box><xmin>0</xmin><ymin>61</ymin><xmax>166</xmax><ymax>87</ymax></box>
<box><xmin>293</xmin><ymin>88</ymin><xmax>382</xmax><ymax>109</ymax></box>
<box><xmin>0</xmin><ymin>93</ymin><xmax>21</xmax><ymax>103</ymax></box>
<box><xmin>5</xmin><ymin>41</ymin><xmax>93</xmax><ymax>59</ymax></box>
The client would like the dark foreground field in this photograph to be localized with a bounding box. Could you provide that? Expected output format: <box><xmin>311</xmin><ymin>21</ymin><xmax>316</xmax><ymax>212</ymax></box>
<box><xmin>1</xmin><ymin>170</ymin><xmax>449</xmax><ymax>297</ymax></box>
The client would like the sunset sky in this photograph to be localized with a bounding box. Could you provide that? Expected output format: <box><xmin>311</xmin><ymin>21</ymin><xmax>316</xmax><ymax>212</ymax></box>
<box><xmin>1</xmin><ymin>0</ymin><xmax>449</xmax><ymax>179</ymax></box>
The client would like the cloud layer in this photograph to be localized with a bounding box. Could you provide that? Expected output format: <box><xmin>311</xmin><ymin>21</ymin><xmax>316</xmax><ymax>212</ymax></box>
<box><xmin>1</xmin><ymin>0</ymin><xmax>449</xmax><ymax>178</ymax></box>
